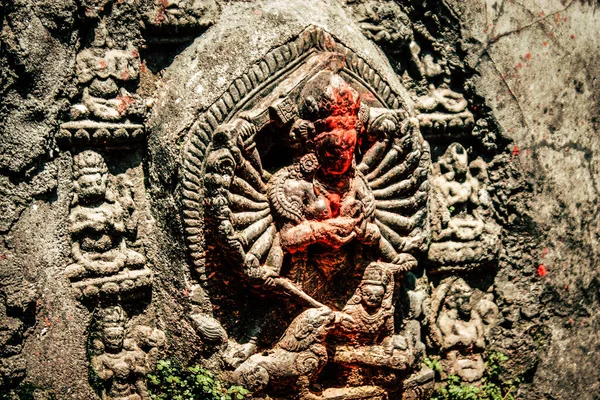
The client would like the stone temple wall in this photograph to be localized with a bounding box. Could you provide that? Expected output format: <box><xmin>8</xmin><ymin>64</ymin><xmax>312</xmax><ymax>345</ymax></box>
<box><xmin>0</xmin><ymin>1</ymin><xmax>598</xmax><ymax>399</ymax></box>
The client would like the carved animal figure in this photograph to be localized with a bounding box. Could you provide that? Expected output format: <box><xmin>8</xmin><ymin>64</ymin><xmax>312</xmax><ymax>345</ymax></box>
<box><xmin>229</xmin><ymin>307</ymin><xmax>336</xmax><ymax>396</ymax></box>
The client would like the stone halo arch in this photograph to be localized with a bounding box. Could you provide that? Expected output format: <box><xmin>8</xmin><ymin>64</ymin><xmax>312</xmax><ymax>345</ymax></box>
<box><xmin>181</xmin><ymin>25</ymin><xmax>412</xmax><ymax>275</ymax></box>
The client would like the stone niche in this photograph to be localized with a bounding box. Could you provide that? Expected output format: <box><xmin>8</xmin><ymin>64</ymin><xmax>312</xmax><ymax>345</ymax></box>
<box><xmin>146</xmin><ymin>2</ymin><xmax>499</xmax><ymax>399</ymax></box>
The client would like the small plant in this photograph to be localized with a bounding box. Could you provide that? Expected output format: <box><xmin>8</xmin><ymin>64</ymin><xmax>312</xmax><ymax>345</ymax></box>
<box><xmin>430</xmin><ymin>351</ymin><xmax>520</xmax><ymax>400</ymax></box>
<box><xmin>424</xmin><ymin>357</ymin><xmax>443</xmax><ymax>376</ymax></box>
<box><xmin>147</xmin><ymin>360</ymin><xmax>250</xmax><ymax>400</ymax></box>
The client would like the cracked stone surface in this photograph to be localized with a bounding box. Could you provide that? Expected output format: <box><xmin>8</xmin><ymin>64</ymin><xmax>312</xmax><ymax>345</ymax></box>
<box><xmin>0</xmin><ymin>0</ymin><xmax>598</xmax><ymax>399</ymax></box>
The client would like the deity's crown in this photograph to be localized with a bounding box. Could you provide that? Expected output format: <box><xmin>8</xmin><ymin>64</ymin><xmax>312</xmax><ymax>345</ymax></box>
<box><xmin>73</xmin><ymin>150</ymin><xmax>108</xmax><ymax>179</ymax></box>
<box><xmin>100</xmin><ymin>305</ymin><xmax>127</xmax><ymax>327</ymax></box>
<box><xmin>361</xmin><ymin>265</ymin><xmax>391</xmax><ymax>287</ymax></box>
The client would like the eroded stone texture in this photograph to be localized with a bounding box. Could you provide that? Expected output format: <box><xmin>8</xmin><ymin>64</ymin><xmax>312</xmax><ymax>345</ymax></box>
<box><xmin>0</xmin><ymin>0</ymin><xmax>598</xmax><ymax>399</ymax></box>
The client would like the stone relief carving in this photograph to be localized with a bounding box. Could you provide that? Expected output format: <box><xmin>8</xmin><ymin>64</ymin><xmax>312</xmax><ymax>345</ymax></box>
<box><xmin>343</xmin><ymin>0</ymin><xmax>475</xmax><ymax>140</ymax></box>
<box><xmin>428</xmin><ymin>277</ymin><xmax>499</xmax><ymax>382</ymax></box>
<box><xmin>427</xmin><ymin>143</ymin><xmax>501</xmax><ymax>272</ymax></box>
<box><xmin>181</xmin><ymin>27</ymin><xmax>433</xmax><ymax>398</ymax></box>
<box><xmin>90</xmin><ymin>305</ymin><xmax>165</xmax><ymax>400</ymax></box>
<box><xmin>65</xmin><ymin>150</ymin><xmax>152</xmax><ymax>299</ymax></box>
<box><xmin>57</xmin><ymin>23</ymin><xmax>146</xmax><ymax>148</ymax></box>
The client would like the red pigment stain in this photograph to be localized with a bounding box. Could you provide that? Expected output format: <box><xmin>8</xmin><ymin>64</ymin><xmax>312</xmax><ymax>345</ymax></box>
<box><xmin>571</xmin><ymin>34</ymin><xmax>576</xmax><ymax>40</ymax></box>
<box><xmin>538</xmin><ymin>11</ymin><xmax>544</xmax><ymax>17</ymax></box>
<box><xmin>45</xmin><ymin>317</ymin><xmax>52</xmax><ymax>327</ymax></box>
<box><xmin>120</xmin><ymin>70</ymin><xmax>130</xmax><ymax>80</ymax></box>
<box><xmin>141</xmin><ymin>62</ymin><xmax>147</xmax><ymax>73</ymax></box>
<box><xmin>132</xmin><ymin>49</ymin><xmax>139</xmax><ymax>58</ymax></box>
<box><xmin>569</xmin><ymin>318</ymin><xmax>575</xmax><ymax>326</ymax></box>
<box><xmin>548</xmin><ymin>32</ymin><xmax>554</xmax><ymax>38</ymax></box>
<box><xmin>543</xmin><ymin>41</ymin><xmax>548</xmax><ymax>47</ymax></box>
<box><xmin>537</xmin><ymin>264</ymin><xmax>547</xmax><ymax>277</ymax></box>
<box><xmin>512</xmin><ymin>146</ymin><xmax>520</xmax><ymax>156</ymax></box>
<box><xmin>517</xmin><ymin>62</ymin><xmax>522</xmax><ymax>69</ymax></box>
<box><xmin>564</xmin><ymin>284</ymin><xmax>569</xmax><ymax>291</ymax></box>
<box><xmin>98</xmin><ymin>60</ymin><xmax>107</xmax><ymax>69</ymax></box>
<box><xmin>117</xmin><ymin>95</ymin><xmax>136</xmax><ymax>114</ymax></box>
<box><xmin>0</xmin><ymin>254</ymin><xmax>6</xmax><ymax>260</ymax></box>
<box><xmin>526</xmin><ymin>53</ymin><xmax>532</xmax><ymax>60</ymax></box>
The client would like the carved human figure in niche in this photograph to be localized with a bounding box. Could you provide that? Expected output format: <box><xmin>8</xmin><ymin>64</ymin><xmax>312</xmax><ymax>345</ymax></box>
<box><xmin>71</xmin><ymin>23</ymin><xmax>145</xmax><ymax>122</ymax></box>
<box><xmin>65</xmin><ymin>150</ymin><xmax>145</xmax><ymax>280</ymax></box>
<box><xmin>91</xmin><ymin>306</ymin><xmax>165</xmax><ymax>400</ymax></box>
<box><xmin>429</xmin><ymin>278</ymin><xmax>499</xmax><ymax>382</ymax></box>
<box><xmin>428</xmin><ymin>143</ymin><xmax>501</xmax><ymax>270</ymax></box>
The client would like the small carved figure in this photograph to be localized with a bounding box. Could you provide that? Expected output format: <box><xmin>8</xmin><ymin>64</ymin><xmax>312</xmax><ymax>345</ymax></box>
<box><xmin>229</xmin><ymin>307</ymin><xmax>336</xmax><ymax>398</ymax></box>
<box><xmin>339</xmin><ymin>263</ymin><xmax>395</xmax><ymax>344</ymax></box>
<box><xmin>65</xmin><ymin>150</ymin><xmax>145</xmax><ymax>280</ymax></box>
<box><xmin>429</xmin><ymin>278</ymin><xmax>499</xmax><ymax>382</ymax></box>
<box><xmin>71</xmin><ymin>23</ymin><xmax>145</xmax><ymax>122</ymax></box>
<box><xmin>91</xmin><ymin>306</ymin><xmax>165</xmax><ymax>400</ymax></box>
<box><xmin>427</xmin><ymin>143</ymin><xmax>501</xmax><ymax>270</ymax></box>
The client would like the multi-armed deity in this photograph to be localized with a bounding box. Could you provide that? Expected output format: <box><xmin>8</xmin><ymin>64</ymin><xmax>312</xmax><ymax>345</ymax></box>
<box><xmin>183</xmin><ymin>33</ymin><xmax>432</xmax><ymax>397</ymax></box>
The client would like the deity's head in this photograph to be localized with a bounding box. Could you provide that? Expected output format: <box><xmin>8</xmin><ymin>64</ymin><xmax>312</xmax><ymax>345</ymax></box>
<box><xmin>358</xmin><ymin>265</ymin><xmax>391</xmax><ymax>311</ymax></box>
<box><xmin>300</xmin><ymin>72</ymin><xmax>361</xmax><ymax>176</ymax></box>
<box><xmin>444</xmin><ymin>278</ymin><xmax>473</xmax><ymax>317</ymax></box>
<box><xmin>73</xmin><ymin>150</ymin><xmax>108</xmax><ymax>203</ymax></box>
<box><xmin>100</xmin><ymin>306</ymin><xmax>127</xmax><ymax>353</ymax></box>
<box><xmin>439</xmin><ymin>143</ymin><xmax>469</xmax><ymax>182</ymax></box>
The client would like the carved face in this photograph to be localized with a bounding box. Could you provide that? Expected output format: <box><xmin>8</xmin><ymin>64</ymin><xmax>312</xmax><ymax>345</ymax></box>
<box><xmin>446</xmin><ymin>280</ymin><xmax>473</xmax><ymax>316</ymax></box>
<box><xmin>315</xmin><ymin>127</ymin><xmax>357</xmax><ymax>175</ymax></box>
<box><xmin>360</xmin><ymin>284</ymin><xmax>385</xmax><ymax>309</ymax></box>
<box><xmin>76</xmin><ymin>172</ymin><xmax>107</xmax><ymax>202</ymax></box>
<box><xmin>103</xmin><ymin>326</ymin><xmax>125</xmax><ymax>352</ymax></box>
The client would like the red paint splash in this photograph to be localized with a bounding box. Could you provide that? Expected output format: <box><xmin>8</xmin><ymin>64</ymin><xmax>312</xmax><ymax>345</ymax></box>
<box><xmin>512</xmin><ymin>146</ymin><xmax>520</xmax><ymax>156</ymax></box>
<box><xmin>98</xmin><ymin>60</ymin><xmax>107</xmax><ymax>69</ymax></box>
<box><xmin>132</xmin><ymin>49</ymin><xmax>139</xmax><ymax>58</ymax></box>
<box><xmin>526</xmin><ymin>53</ymin><xmax>532</xmax><ymax>60</ymax></box>
<box><xmin>117</xmin><ymin>95</ymin><xmax>136</xmax><ymax>114</ymax></box>
<box><xmin>543</xmin><ymin>41</ymin><xmax>548</xmax><ymax>47</ymax></box>
<box><xmin>0</xmin><ymin>254</ymin><xmax>6</xmax><ymax>260</ymax></box>
<box><xmin>537</xmin><ymin>264</ymin><xmax>547</xmax><ymax>277</ymax></box>
<box><xmin>571</xmin><ymin>34</ymin><xmax>576</xmax><ymax>40</ymax></box>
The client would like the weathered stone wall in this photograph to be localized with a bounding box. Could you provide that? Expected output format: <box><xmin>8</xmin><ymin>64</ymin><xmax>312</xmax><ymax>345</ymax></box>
<box><xmin>0</xmin><ymin>1</ymin><xmax>598</xmax><ymax>399</ymax></box>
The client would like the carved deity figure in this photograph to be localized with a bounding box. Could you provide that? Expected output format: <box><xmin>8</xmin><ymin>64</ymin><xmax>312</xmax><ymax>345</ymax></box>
<box><xmin>427</xmin><ymin>143</ymin><xmax>501</xmax><ymax>270</ymax></box>
<box><xmin>339</xmin><ymin>263</ymin><xmax>394</xmax><ymax>344</ymax></box>
<box><xmin>65</xmin><ymin>150</ymin><xmax>145</xmax><ymax>280</ymax></box>
<box><xmin>71</xmin><ymin>23</ymin><xmax>145</xmax><ymax>122</ymax></box>
<box><xmin>91</xmin><ymin>306</ymin><xmax>165</xmax><ymax>400</ymax></box>
<box><xmin>429</xmin><ymin>278</ymin><xmax>499</xmax><ymax>382</ymax></box>
<box><xmin>193</xmin><ymin>55</ymin><xmax>431</xmax><ymax>397</ymax></box>
<box><xmin>268</xmin><ymin>73</ymin><xmax>382</xmax><ymax>301</ymax></box>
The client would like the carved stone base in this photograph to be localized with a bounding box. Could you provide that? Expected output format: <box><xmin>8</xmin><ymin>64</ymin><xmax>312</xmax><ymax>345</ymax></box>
<box><xmin>318</xmin><ymin>386</ymin><xmax>387</xmax><ymax>400</ymax></box>
<box><xmin>417</xmin><ymin>111</ymin><xmax>474</xmax><ymax>137</ymax></box>
<box><xmin>71</xmin><ymin>268</ymin><xmax>153</xmax><ymax>300</ymax></box>
<box><xmin>427</xmin><ymin>237</ymin><xmax>501</xmax><ymax>273</ymax></box>
<box><xmin>57</xmin><ymin>121</ymin><xmax>145</xmax><ymax>148</ymax></box>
